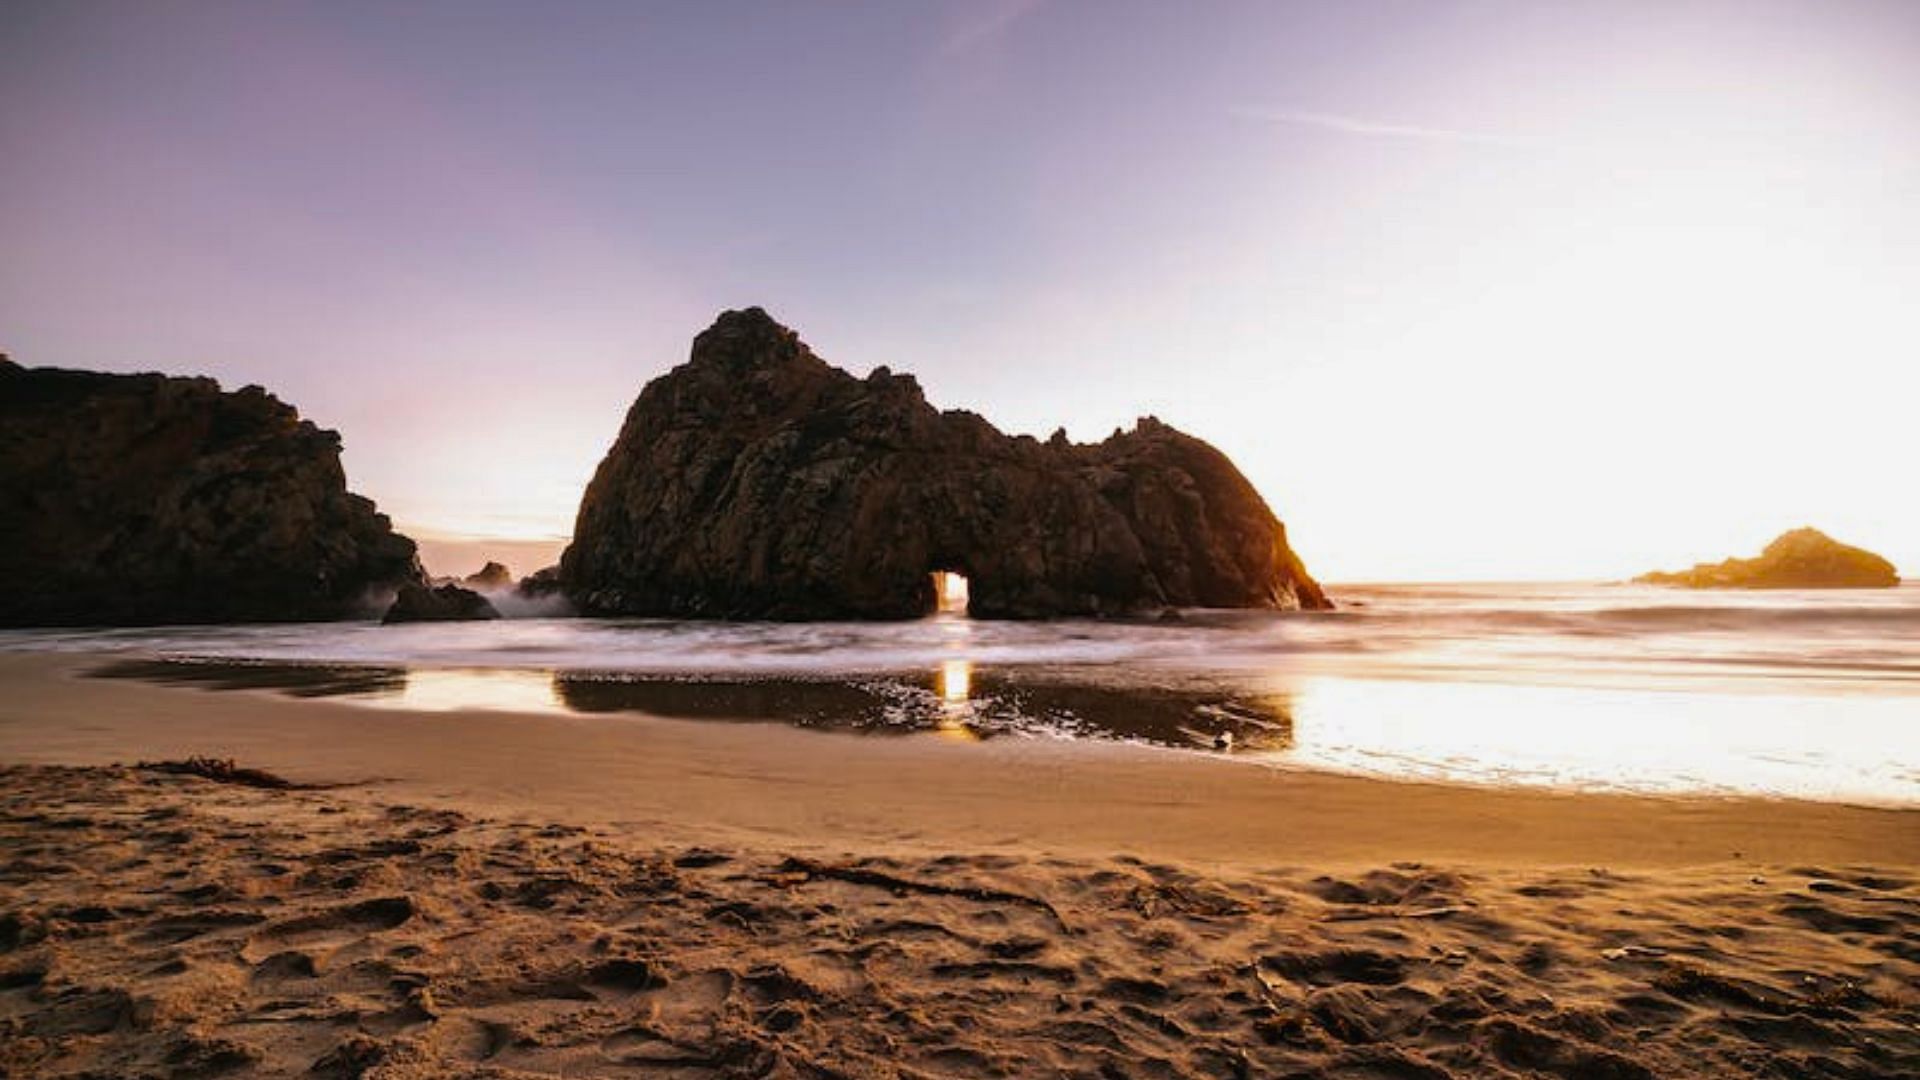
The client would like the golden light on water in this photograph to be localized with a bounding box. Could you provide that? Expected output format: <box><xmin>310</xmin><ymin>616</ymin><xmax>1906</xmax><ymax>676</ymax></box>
<box><xmin>1277</xmin><ymin>675</ymin><xmax>1920</xmax><ymax>802</ymax></box>
<box><xmin>937</xmin><ymin>658</ymin><xmax>972</xmax><ymax>703</ymax></box>
<box><xmin>932</xmin><ymin>659</ymin><xmax>980</xmax><ymax>741</ymax></box>
<box><xmin>386</xmin><ymin>668</ymin><xmax>567</xmax><ymax>715</ymax></box>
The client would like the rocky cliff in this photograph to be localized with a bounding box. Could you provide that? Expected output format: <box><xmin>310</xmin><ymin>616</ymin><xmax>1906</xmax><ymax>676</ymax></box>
<box><xmin>561</xmin><ymin>308</ymin><xmax>1329</xmax><ymax>619</ymax></box>
<box><xmin>1637</xmin><ymin>528</ymin><xmax>1899</xmax><ymax>589</ymax></box>
<box><xmin>0</xmin><ymin>357</ymin><xmax>424</xmax><ymax>625</ymax></box>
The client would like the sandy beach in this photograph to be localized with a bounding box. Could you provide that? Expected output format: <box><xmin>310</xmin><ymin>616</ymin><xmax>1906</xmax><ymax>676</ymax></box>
<box><xmin>1</xmin><ymin>652</ymin><xmax>1916</xmax><ymax>1078</ymax></box>
<box><xmin>10</xmin><ymin>2</ymin><xmax>1920</xmax><ymax>1076</ymax></box>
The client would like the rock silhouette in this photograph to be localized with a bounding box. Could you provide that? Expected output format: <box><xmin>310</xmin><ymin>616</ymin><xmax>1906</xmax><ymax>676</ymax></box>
<box><xmin>516</xmin><ymin>566</ymin><xmax>564</xmax><ymax>599</ymax></box>
<box><xmin>382</xmin><ymin>583</ymin><xmax>500</xmax><ymax>623</ymax></box>
<box><xmin>0</xmin><ymin>357</ymin><xmax>424</xmax><ymax>626</ymax></box>
<box><xmin>461</xmin><ymin>561</ymin><xmax>514</xmax><ymax>590</ymax></box>
<box><xmin>1637</xmin><ymin>528</ymin><xmax>1898</xmax><ymax>589</ymax></box>
<box><xmin>562</xmin><ymin>309</ymin><xmax>1329</xmax><ymax>619</ymax></box>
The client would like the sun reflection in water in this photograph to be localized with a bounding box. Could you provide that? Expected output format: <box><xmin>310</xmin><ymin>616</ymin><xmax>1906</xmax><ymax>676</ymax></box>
<box><xmin>385</xmin><ymin>668</ymin><xmax>567</xmax><ymax>715</ymax></box>
<box><xmin>932</xmin><ymin>658</ymin><xmax>980</xmax><ymax>740</ymax></box>
<box><xmin>937</xmin><ymin>658</ymin><xmax>971</xmax><ymax>703</ymax></box>
<box><xmin>1278</xmin><ymin>674</ymin><xmax>1920</xmax><ymax>802</ymax></box>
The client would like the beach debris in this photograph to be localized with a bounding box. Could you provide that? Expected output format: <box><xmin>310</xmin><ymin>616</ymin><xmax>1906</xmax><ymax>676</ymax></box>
<box><xmin>1246</xmin><ymin>963</ymin><xmax>1296</xmax><ymax>1003</ymax></box>
<box><xmin>135</xmin><ymin>756</ymin><xmax>300</xmax><ymax>790</ymax></box>
<box><xmin>1176</xmin><ymin>724</ymin><xmax>1244</xmax><ymax>752</ymax></box>
<box><xmin>1653</xmin><ymin>961</ymin><xmax>1789</xmax><ymax>1013</ymax></box>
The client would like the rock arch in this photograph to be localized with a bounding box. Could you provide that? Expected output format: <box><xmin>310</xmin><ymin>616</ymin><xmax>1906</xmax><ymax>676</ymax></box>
<box><xmin>560</xmin><ymin>309</ymin><xmax>1329</xmax><ymax>620</ymax></box>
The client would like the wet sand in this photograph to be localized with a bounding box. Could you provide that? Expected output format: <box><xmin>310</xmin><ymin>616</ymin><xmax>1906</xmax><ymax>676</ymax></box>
<box><xmin>1</xmin><ymin>652</ymin><xmax>1916</xmax><ymax>1077</ymax></box>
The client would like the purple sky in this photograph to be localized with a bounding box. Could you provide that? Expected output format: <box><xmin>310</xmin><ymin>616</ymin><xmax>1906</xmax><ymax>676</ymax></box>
<box><xmin>4</xmin><ymin>1</ymin><xmax>1918</xmax><ymax>579</ymax></box>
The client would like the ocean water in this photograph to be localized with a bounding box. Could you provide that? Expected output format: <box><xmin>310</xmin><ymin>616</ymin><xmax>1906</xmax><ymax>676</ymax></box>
<box><xmin>7</xmin><ymin>582</ymin><xmax>1918</xmax><ymax>806</ymax></box>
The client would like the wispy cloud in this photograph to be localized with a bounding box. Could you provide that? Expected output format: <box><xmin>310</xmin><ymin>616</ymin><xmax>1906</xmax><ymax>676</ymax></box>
<box><xmin>1233</xmin><ymin>105</ymin><xmax>1531</xmax><ymax>147</ymax></box>
<box><xmin>939</xmin><ymin>0</ymin><xmax>1047</xmax><ymax>56</ymax></box>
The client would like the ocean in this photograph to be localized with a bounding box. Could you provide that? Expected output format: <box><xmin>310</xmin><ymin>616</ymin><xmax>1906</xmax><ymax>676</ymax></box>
<box><xmin>7</xmin><ymin>582</ymin><xmax>1917</xmax><ymax>806</ymax></box>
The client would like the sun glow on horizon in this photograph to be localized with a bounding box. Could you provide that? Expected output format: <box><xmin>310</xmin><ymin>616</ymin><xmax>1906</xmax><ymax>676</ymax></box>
<box><xmin>7</xmin><ymin>4</ymin><xmax>1912</xmax><ymax>583</ymax></box>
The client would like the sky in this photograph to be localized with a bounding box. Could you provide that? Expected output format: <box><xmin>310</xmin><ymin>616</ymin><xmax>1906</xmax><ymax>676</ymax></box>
<box><xmin>2</xmin><ymin>0</ymin><xmax>1916</xmax><ymax>581</ymax></box>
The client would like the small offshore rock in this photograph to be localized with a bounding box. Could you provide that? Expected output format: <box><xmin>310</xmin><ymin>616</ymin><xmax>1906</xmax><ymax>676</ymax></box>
<box><xmin>515</xmin><ymin>565</ymin><xmax>564</xmax><ymax>599</ymax></box>
<box><xmin>461</xmin><ymin>561</ymin><xmax>514</xmax><ymax>590</ymax></box>
<box><xmin>1637</xmin><ymin>528</ymin><xmax>1898</xmax><ymax>589</ymax></box>
<box><xmin>382</xmin><ymin>583</ymin><xmax>501</xmax><ymax>624</ymax></box>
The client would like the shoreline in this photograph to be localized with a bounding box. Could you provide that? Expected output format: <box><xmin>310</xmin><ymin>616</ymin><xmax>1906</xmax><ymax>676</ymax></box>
<box><xmin>0</xmin><ymin>652</ymin><xmax>1913</xmax><ymax>870</ymax></box>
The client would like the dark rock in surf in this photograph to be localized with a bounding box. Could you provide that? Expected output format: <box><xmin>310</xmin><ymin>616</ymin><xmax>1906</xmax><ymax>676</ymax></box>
<box><xmin>560</xmin><ymin>308</ymin><xmax>1330</xmax><ymax>619</ymax></box>
<box><xmin>1636</xmin><ymin>528</ymin><xmax>1898</xmax><ymax>589</ymax></box>
<box><xmin>461</xmin><ymin>561</ymin><xmax>514</xmax><ymax>590</ymax></box>
<box><xmin>515</xmin><ymin>565</ymin><xmax>564</xmax><ymax>599</ymax></box>
<box><xmin>0</xmin><ymin>356</ymin><xmax>425</xmax><ymax>626</ymax></box>
<box><xmin>381</xmin><ymin>583</ymin><xmax>500</xmax><ymax>624</ymax></box>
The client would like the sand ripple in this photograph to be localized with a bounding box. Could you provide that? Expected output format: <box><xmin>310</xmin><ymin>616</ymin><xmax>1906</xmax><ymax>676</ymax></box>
<box><xmin>1</xmin><ymin>765</ymin><xmax>1915</xmax><ymax>1078</ymax></box>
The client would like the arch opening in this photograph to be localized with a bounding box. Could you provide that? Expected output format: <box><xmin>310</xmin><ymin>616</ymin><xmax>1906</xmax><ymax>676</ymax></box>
<box><xmin>930</xmin><ymin>570</ymin><xmax>970</xmax><ymax>616</ymax></box>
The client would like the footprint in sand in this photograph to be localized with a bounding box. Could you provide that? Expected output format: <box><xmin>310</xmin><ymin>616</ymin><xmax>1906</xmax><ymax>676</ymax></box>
<box><xmin>256</xmin><ymin>896</ymin><xmax>416</xmax><ymax>941</ymax></box>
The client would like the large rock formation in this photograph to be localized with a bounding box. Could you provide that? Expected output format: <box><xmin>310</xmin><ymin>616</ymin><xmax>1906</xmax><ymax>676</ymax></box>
<box><xmin>1637</xmin><ymin>528</ymin><xmax>1899</xmax><ymax>589</ymax></box>
<box><xmin>0</xmin><ymin>356</ymin><xmax>424</xmax><ymax>626</ymax></box>
<box><xmin>561</xmin><ymin>308</ymin><xmax>1329</xmax><ymax>619</ymax></box>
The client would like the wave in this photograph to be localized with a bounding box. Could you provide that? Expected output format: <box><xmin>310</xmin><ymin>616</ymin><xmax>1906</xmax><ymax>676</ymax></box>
<box><xmin>1375</xmin><ymin>605</ymin><xmax>1920</xmax><ymax>632</ymax></box>
<box><xmin>19</xmin><ymin>580</ymin><xmax>1920</xmax><ymax>805</ymax></box>
<box><xmin>6</xmin><ymin>583</ymin><xmax>1919</xmax><ymax>691</ymax></box>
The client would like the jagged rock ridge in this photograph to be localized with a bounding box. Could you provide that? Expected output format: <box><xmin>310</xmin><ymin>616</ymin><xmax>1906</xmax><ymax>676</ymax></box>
<box><xmin>562</xmin><ymin>308</ymin><xmax>1329</xmax><ymax>619</ymax></box>
<box><xmin>1637</xmin><ymin>528</ymin><xmax>1899</xmax><ymax>589</ymax></box>
<box><xmin>0</xmin><ymin>357</ymin><xmax>424</xmax><ymax>626</ymax></box>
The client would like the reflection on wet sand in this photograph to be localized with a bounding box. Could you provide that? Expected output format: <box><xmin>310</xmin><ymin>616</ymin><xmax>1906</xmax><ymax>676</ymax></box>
<box><xmin>395</xmin><ymin>668</ymin><xmax>567</xmax><ymax>714</ymax></box>
<box><xmin>932</xmin><ymin>659</ymin><xmax>981</xmax><ymax>741</ymax></box>
<box><xmin>88</xmin><ymin>656</ymin><xmax>1916</xmax><ymax>800</ymax></box>
<box><xmin>937</xmin><ymin>658</ymin><xmax>971</xmax><ymax>704</ymax></box>
<box><xmin>553</xmin><ymin>673</ymin><xmax>892</xmax><ymax>726</ymax></box>
<box><xmin>89</xmin><ymin>658</ymin><xmax>1293</xmax><ymax>752</ymax></box>
<box><xmin>94</xmin><ymin>660</ymin><xmax>568</xmax><ymax>715</ymax></box>
<box><xmin>948</xmin><ymin>673</ymin><xmax>1294</xmax><ymax>753</ymax></box>
<box><xmin>92</xmin><ymin>659</ymin><xmax>409</xmax><ymax>698</ymax></box>
<box><xmin>555</xmin><ymin>666</ymin><xmax>1293</xmax><ymax>751</ymax></box>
